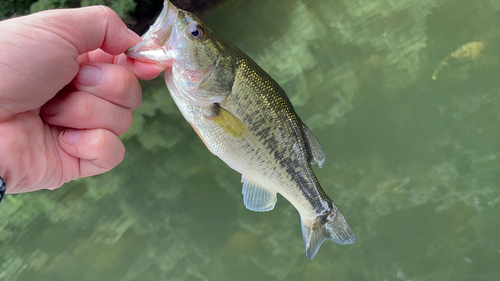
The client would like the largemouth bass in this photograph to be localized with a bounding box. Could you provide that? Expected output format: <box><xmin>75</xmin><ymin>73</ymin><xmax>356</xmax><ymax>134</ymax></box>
<box><xmin>126</xmin><ymin>0</ymin><xmax>354</xmax><ymax>259</ymax></box>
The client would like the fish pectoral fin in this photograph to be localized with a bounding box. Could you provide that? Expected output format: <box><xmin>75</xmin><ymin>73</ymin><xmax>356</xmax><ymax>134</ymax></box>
<box><xmin>301</xmin><ymin>207</ymin><xmax>355</xmax><ymax>260</ymax></box>
<box><xmin>209</xmin><ymin>105</ymin><xmax>248</xmax><ymax>138</ymax></box>
<box><xmin>302</xmin><ymin>123</ymin><xmax>325</xmax><ymax>168</ymax></box>
<box><xmin>241</xmin><ymin>176</ymin><xmax>277</xmax><ymax>212</ymax></box>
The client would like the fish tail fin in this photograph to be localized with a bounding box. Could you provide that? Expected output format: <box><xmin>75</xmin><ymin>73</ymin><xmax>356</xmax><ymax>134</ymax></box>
<box><xmin>301</xmin><ymin>206</ymin><xmax>355</xmax><ymax>260</ymax></box>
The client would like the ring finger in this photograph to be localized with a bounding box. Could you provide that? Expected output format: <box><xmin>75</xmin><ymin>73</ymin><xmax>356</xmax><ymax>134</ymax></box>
<box><xmin>41</xmin><ymin>90</ymin><xmax>132</xmax><ymax>136</ymax></box>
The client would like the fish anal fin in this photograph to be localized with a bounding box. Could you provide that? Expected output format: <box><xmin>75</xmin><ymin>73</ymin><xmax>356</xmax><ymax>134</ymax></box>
<box><xmin>241</xmin><ymin>176</ymin><xmax>277</xmax><ymax>212</ymax></box>
<box><xmin>301</xmin><ymin>207</ymin><xmax>355</xmax><ymax>259</ymax></box>
<box><xmin>209</xmin><ymin>104</ymin><xmax>248</xmax><ymax>138</ymax></box>
<box><xmin>302</xmin><ymin>123</ymin><xmax>325</xmax><ymax>168</ymax></box>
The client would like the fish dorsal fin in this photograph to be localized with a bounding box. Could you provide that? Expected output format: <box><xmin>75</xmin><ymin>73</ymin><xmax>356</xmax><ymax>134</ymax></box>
<box><xmin>241</xmin><ymin>176</ymin><xmax>277</xmax><ymax>212</ymax></box>
<box><xmin>302</xmin><ymin>123</ymin><xmax>325</xmax><ymax>168</ymax></box>
<box><xmin>209</xmin><ymin>105</ymin><xmax>249</xmax><ymax>138</ymax></box>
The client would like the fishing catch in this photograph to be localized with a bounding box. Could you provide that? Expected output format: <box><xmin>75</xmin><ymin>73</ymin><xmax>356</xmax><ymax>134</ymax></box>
<box><xmin>126</xmin><ymin>0</ymin><xmax>354</xmax><ymax>259</ymax></box>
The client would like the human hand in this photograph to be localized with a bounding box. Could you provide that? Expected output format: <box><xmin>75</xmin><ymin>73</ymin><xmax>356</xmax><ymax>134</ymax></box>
<box><xmin>0</xmin><ymin>6</ymin><xmax>165</xmax><ymax>194</ymax></box>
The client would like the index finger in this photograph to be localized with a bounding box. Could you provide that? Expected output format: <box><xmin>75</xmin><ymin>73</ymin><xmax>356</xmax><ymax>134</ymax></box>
<box><xmin>79</xmin><ymin>50</ymin><xmax>165</xmax><ymax>80</ymax></box>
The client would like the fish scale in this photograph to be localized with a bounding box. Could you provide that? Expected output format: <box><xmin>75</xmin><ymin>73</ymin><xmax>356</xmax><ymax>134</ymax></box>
<box><xmin>221</xmin><ymin>55</ymin><xmax>327</xmax><ymax>215</ymax></box>
<box><xmin>230</xmin><ymin>60</ymin><xmax>310</xmax><ymax>191</ymax></box>
<box><xmin>126</xmin><ymin>0</ymin><xmax>354</xmax><ymax>259</ymax></box>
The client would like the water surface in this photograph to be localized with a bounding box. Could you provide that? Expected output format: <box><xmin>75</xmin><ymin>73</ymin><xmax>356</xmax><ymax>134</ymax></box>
<box><xmin>2</xmin><ymin>0</ymin><xmax>500</xmax><ymax>280</ymax></box>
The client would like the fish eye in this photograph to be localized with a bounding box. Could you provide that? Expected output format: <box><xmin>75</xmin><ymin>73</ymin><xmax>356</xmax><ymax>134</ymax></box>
<box><xmin>189</xmin><ymin>25</ymin><xmax>204</xmax><ymax>40</ymax></box>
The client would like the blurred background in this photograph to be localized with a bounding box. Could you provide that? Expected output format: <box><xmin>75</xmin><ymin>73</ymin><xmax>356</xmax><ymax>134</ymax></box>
<box><xmin>2</xmin><ymin>0</ymin><xmax>500</xmax><ymax>280</ymax></box>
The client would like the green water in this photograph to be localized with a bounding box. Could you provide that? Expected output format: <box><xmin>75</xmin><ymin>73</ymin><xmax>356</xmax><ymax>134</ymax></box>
<box><xmin>2</xmin><ymin>0</ymin><xmax>500</xmax><ymax>280</ymax></box>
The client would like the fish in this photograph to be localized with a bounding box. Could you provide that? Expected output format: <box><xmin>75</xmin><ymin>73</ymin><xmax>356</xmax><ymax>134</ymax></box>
<box><xmin>432</xmin><ymin>40</ymin><xmax>485</xmax><ymax>80</ymax></box>
<box><xmin>126</xmin><ymin>0</ymin><xmax>354</xmax><ymax>259</ymax></box>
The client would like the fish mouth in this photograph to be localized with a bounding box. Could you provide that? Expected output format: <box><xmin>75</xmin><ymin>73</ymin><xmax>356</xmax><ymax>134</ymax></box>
<box><xmin>125</xmin><ymin>0</ymin><xmax>181</xmax><ymax>65</ymax></box>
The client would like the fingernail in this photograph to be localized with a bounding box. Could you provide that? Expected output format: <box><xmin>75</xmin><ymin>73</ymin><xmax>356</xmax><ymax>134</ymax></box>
<box><xmin>77</xmin><ymin>64</ymin><xmax>101</xmax><ymax>87</ymax></box>
<box><xmin>62</xmin><ymin>129</ymin><xmax>80</xmax><ymax>145</ymax></box>
<box><xmin>43</xmin><ymin>98</ymin><xmax>62</xmax><ymax>116</ymax></box>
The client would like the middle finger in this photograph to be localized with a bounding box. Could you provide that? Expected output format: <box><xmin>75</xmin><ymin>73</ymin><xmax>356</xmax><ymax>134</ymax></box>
<box><xmin>73</xmin><ymin>62</ymin><xmax>142</xmax><ymax>110</ymax></box>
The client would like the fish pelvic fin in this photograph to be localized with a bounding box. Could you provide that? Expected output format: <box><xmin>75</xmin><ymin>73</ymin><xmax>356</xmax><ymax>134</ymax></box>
<box><xmin>301</xmin><ymin>207</ymin><xmax>354</xmax><ymax>260</ymax></box>
<box><xmin>241</xmin><ymin>175</ymin><xmax>277</xmax><ymax>212</ymax></box>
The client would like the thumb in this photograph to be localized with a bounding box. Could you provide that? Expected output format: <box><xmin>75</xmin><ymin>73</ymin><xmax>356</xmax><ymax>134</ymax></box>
<box><xmin>29</xmin><ymin>6</ymin><xmax>139</xmax><ymax>56</ymax></box>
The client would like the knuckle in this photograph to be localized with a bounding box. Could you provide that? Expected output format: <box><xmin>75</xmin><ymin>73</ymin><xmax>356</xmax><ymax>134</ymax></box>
<box><xmin>111</xmin><ymin>68</ymin><xmax>128</xmax><ymax>96</ymax></box>
<box><xmin>130</xmin><ymin>77</ymin><xmax>143</xmax><ymax>110</ymax></box>
<box><xmin>97</xmin><ymin>131</ymin><xmax>125</xmax><ymax>168</ymax></box>
<box><xmin>109</xmin><ymin>68</ymin><xmax>142</xmax><ymax>109</ymax></box>
<box><xmin>73</xmin><ymin>93</ymin><xmax>94</xmax><ymax>120</ymax></box>
<box><xmin>95</xmin><ymin>5</ymin><xmax>117</xmax><ymax>18</ymax></box>
<box><xmin>84</xmin><ymin>129</ymin><xmax>124</xmax><ymax>170</ymax></box>
<box><xmin>117</xmin><ymin>143</ymin><xmax>126</xmax><ymax>163</ymax></box>
<box><xmin>90</xmin><ymin>129</ymin><xmax>111</xmax><ymax>152</ymax></box>
<box><xmin>92</xmin><ymin>6</ymin><xmax>121</xmax><ymax>33</ymax></box>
